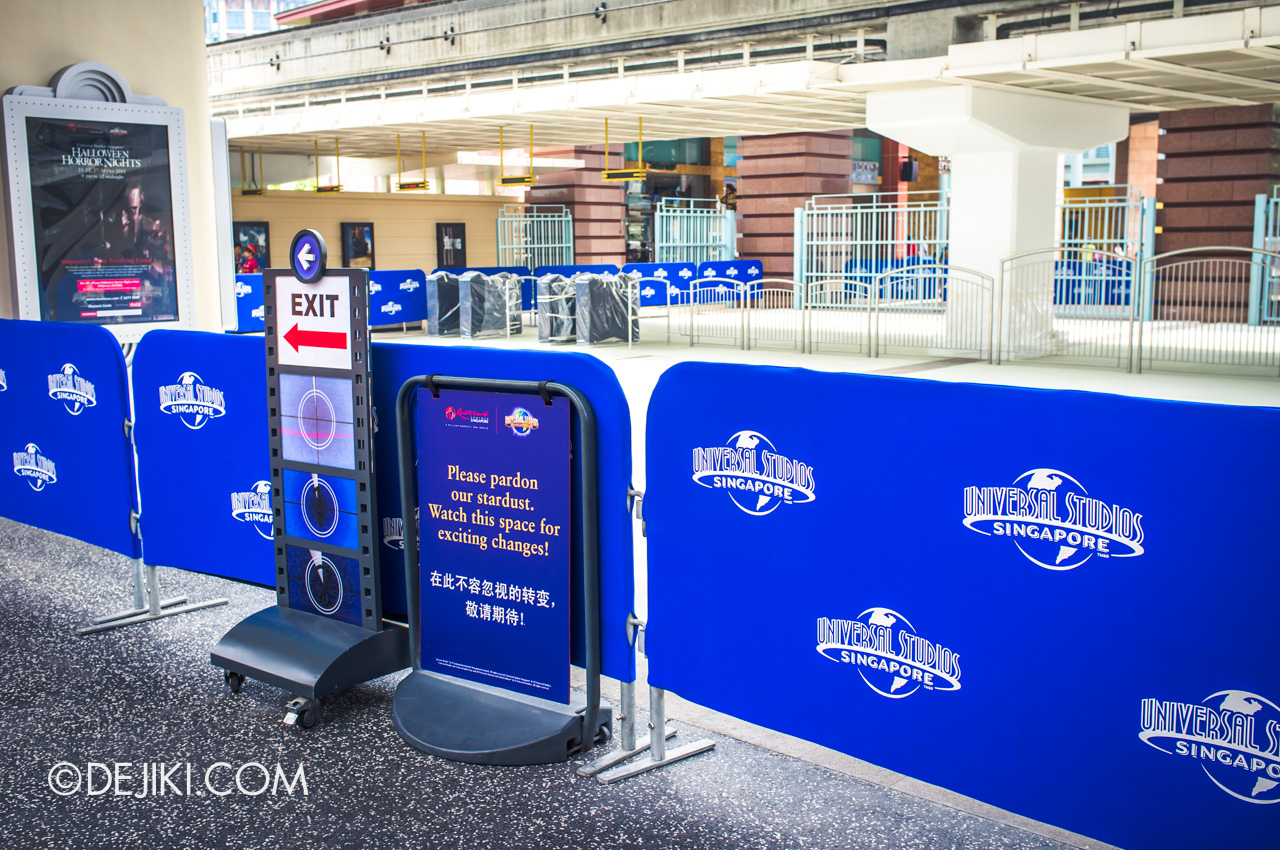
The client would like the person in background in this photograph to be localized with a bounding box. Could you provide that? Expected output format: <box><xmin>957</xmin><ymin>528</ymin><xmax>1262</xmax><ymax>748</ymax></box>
<box><xmin>239</xmin><ymin>243</ymin><xmax>259</xmax><ymax>274</ymax></box>
<box><xmin>720</xmin><ymin>183</ymin><xmax>738</xmax><ymax>211</ymax></box>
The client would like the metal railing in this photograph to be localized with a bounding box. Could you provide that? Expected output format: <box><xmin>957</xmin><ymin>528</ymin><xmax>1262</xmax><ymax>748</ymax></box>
<box><xmin>796</xmin><ymin>191</ymin><xmax>949</xmax><ymax>291</ymax></box>
<box><xmin>876</xmin><ymin>264</ymin><xmax>994</xmax><ymax>361</ymax></box>
<box><xmin>999</xmin><ymin>249</ymin><xmax>1138</xmax><ymax>370</ymax></box>
<box><xmin>655</xmin><ymin>198</ymin><xmax>735</xmax><ymax>265</ymax></box>
<box><xmin>661</xmin><ymin>266</ymin><xmax>994</xmax><ymax>363</ymax></box>
<box><xmin>1137</xmin><ymin>247</ymin><xmax>1280</xmax><ymax>375</ymax></box>
<box><xmin>496</xmin><ymin>205</ymin><xmax>573</xmax><ymax>270</ymax></box>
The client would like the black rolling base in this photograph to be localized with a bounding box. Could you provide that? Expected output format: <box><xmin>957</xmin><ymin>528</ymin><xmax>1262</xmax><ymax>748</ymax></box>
<box><xmin>212</xmin><ymin>606</ymin><xmax>410</xmax><ymax>726</ymax></box>
<box><xmin>393</xmin><ymin>669</ymin><xmax>612</xmax><ymax>766</ymax></box>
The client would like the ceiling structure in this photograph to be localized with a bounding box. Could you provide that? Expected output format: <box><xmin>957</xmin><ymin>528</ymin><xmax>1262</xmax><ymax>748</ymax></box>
<box><xmin>217</xmin><ymin>7</ymin><xmax>1280</xmax><ymax>159</ymax></box>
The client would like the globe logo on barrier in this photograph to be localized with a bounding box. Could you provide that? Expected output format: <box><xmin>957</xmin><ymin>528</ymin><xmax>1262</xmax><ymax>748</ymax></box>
<box><xmin>12</xmin><ymin>443</ymin><xmax>57</xmax><ymax>491</ymax></box>
<box><xmin>691</xmin><ymin>430</ymin><xmax>816</xmax><ymax>516</ymax></box>
<box><xmin>504</xmin><ymin>407</ymin><xmax>539</xmax><ymax>436</ymax></box>
<box><xmin>47</xmin><ymin>363</ymin><xmax>96</xmax><ymax>415</ymax></box>
<box><xmin>400</xmin><ymin>278</ymin><xmax>420</xmax><ymax>292</ymax></box>
<box><xmin>0</xmin><ymin>368</ymin><xmax>8</xmax><ymax>391</ymax></box>
<box><xmin>159</xmin><ymin>372</ymin><xmax>227</xmax><ymax>430</ymax></box>
<box><xmin>816</xmin><ymin>607</ymin><xmax>961</xmax><ymax>699</ymax></box>
<box><xmin>1140</xmin><ymin>690</ymin><xmax>1280</xmax><ymax>804</ymax></box>
<box><xmin>382</xmin><ymin>516</ymin><xmax>404</xmax><ymax>550</ymax></box>
<box><xmin>230</xmin><ymin>480</ymin><xmax>273</xmax><ymax>540</ymax></box>
<box><xmin>962</xmin><ymin>468</ymin><xmax>1144</xmax><ymax>570</ymax></box>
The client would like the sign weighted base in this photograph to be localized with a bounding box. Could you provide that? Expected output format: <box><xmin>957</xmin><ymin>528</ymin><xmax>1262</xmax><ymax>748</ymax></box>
<box><xmin>211</xmin><ymin>606</ymin><xmax>409</xmax><ymax>700</ymax></box>
<box><xmin>393</xmin><ymin>669</ymin><xmax>612</xmax><ymax>766</ymax></box>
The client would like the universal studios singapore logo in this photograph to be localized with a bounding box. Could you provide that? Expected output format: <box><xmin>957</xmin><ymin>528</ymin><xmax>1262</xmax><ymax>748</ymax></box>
<box><xmin>816</xmin><ymin>608</ymin><xmax>961</xmax><ymax>699</ymax></box>
<box><xmin>691</xmin><ymin>430</ymin><xmax>815</xmax><ymax>516</ymax></box>
<box><xmin>47</xmin><ymin>364</ymin><xmax>96</xmax><ymax>415</ymax></box>
<box><xmin>962</xmin><ymin>468</ymin><xmax>1144</xmax><ymax>570</ymax></box>
<box><xmin>159</xmin><ymin>372</ymin><xmax>226</xmax><ymax>429</ymax></box>
<box><xmin>230</xmin><ymin>481</ymin><xmax>273</xmax><ymax>540</ymax></box>
<box><xmin>13</xmin><ymin>443</ymin><xmax>57</xmax><ymax>491</ymax></box>
<box><xmin>1140</xmin><ymin>690</ymin><xmax>1280</xmax><ymax>805</ymax></box>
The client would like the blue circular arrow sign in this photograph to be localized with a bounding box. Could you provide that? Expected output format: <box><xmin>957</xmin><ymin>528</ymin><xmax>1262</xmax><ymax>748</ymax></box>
<box><xmin>289</xmin><ymin>229</ymin><xmax>327</xmax><ymax>284</ymax></box>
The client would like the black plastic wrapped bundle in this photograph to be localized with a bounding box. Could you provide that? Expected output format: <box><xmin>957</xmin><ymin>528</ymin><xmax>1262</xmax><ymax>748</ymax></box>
<box><xmin>425</xmin><ymin>271</ymin><xmax>460</xmax><ymax>336</ymax></box>
<box><xmin>574</xmin><ymin>273</ymin><xmax>639</xmax><ymax>345</ymax></box>
<box><xmin>536</xmin><ymin>274</ymin><xmax>576</xmax><ymax>344</ymax></box>
<box><xmin>459</xmin><ymin>271</ymin><xmax>521</xmax><ymax>339</ymax></box>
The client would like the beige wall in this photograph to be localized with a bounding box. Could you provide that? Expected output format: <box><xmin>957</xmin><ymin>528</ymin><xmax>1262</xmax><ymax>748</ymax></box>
<box><xmin>0</xmin><ymin>0</ymin><xmax>218</xmax><ymax>328</ymax></box>
<box><xmin>231</xmin><ymin>191</ymin><xmax>510</xmax><ymax>272</ymax></box>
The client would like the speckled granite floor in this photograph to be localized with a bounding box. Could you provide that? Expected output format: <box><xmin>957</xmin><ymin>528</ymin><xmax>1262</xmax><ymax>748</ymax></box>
<box><xmin>0</xmin><ymin>517</ymin><xmax>1082</xmax><ymax>850</ymax></box>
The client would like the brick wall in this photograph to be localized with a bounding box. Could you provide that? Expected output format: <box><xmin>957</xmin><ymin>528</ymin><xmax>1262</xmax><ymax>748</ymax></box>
<box><xmin>527</xmin><ymin>145</ymin><xmax>625</xmax><ymax>267</ymax></box>
<box><xmin>736</xmin><ymin>131</ymin><xmax>854</xmax><ymax>278</ymax></box>
<box><xmin>1157</xmin><ymin>104</ymin><xmax>1280</xmax><ymax>253</ymax></box>
<box><xmin>1155</xmin><ymin>105</ymin><xmax>1280</xmax><ymax>321</ymax></box>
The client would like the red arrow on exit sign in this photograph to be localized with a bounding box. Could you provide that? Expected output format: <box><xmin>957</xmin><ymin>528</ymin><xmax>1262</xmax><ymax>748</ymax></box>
<box><xmin>284</xmin><ymin>324</ymin><xmax>347</xmax><ymax>352</ymax></box>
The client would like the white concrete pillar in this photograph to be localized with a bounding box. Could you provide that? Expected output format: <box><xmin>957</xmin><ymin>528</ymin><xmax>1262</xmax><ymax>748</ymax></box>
<box><xmin>866</xmin><ymin>86</ymin><xmax>1128</xmax><ymax>356</ymax></box>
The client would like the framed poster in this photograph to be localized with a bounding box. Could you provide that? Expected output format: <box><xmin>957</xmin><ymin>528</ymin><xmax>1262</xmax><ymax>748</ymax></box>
<box><xmin>1</xmin><ymin>95</ymin><xmax>194</xmax><ymax>341</ymax></box>
<box><xmin>436</xmin><ymin>222</ymin><xmax>466</xmax><ymax>268</ymax></box>
<box><xmin>340</xmin><ymin>222</ymin><xmax>374</xmax><ymax>270</ymax></box>
<box><xmin>232</xmin><ymin>221</ymin><xmax>269</xmax><ymax>273</ymax></box>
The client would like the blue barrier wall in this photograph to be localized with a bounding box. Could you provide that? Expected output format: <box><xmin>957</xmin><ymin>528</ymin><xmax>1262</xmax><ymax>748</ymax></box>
<box><xmin>124</xmin><ymin>330</ymin><xmax>636</xmax><ymax>681</ymax></box>
<box><xmin>233</xmin><ymin>274</ymin><xmax>265</xmax><ymax>333</ymax></box>
<box><xmin>370</xmin><ymin>341</ymin><xmax>636</xmax><ymax>682</ymax></box>
<box><xmin>697</xmin><ymin>259</ymin><xmax>762</xmax><ymax>283</ymax></box>
<box><xmin>132</xmin><ymin>331</ymin><xmax>272</xmax><ymax>584</ymax></box>
<box><xmin>0</xmin><ymin>319</ymin><xmax>139</xmax><ymax>558</ymax></box>
<box><xmin>645</xmin><ymin>362</ymin><xmax>1278</xmax><ymax>850</ymax></box>
<box><xmin>369</xmin><ymin>269</ymin><xmax>428</xmax><ymax>326</ymax></box>
<box><xmin>621</xmin><ymin>262</ymin><xmax>698</xmax><ymax>307</ymax></box>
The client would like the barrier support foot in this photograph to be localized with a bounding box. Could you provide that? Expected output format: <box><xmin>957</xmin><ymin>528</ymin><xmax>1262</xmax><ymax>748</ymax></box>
<box><xmin>77</xmin><ymin>560</ymin><xmax>228</xmax><ymax>636</ymax></box>
<box><xmin>594</xmin><ymin>687</ymin><xmax>714</xmax><ymax>784</ymax></box>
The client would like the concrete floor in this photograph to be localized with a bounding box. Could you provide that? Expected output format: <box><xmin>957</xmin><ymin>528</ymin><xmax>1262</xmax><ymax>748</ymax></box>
<box><xmin>1</xmin><ymin>516</ymin><xmax>1099</xmax><ymax>850</ymax></box>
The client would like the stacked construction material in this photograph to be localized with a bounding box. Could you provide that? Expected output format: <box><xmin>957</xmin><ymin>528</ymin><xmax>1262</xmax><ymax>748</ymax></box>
<box><xmin>536</xmin><ymin>273</ymin><xmax>576</xmax><ymax>344</ymax></box>
<box><xmin>425</xmin><ymin>271</ymin><xmax>460</xmax><ymax>336</ymax></box>
<box><xmin>574</xmin><ymin>272</ymin><xmax>639</xmax><ymax>345</ymax></box>
<box><xmin>459</xmin><ymin>271</ymin><xmax>522</xmax><ymax>339</ymax></box>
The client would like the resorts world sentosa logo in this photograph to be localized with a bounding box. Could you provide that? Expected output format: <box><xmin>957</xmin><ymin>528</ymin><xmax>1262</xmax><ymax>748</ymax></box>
<box><xmin>158</xmin><ymin>372</ymin><xmax>227</xmax><ymax>429</ymax></box>
<box><xmin>1140</xmin><ymin>690</ymin><xmax>1280</xmax><ymax>805</ymax></box>
<box><xmin>816</xmin><ymin>608</ymin><xmax>961</xmax><ymax>699</ymax></box>
<box><xmin>691</xmin><ymin>430</ymin><xmax>815</xmax><ymax>516</ymax></box>
<box><xmin>13</xmin><ymin>443</ymin><xmax>57</xmax><ymax>491</ymax></box>
<box><xmin>962</xmin><ymin>468</ymin><xmax>1144</xmax><ymax>570</ymax></box>
<box><xmin>47</xmin><ymin>364</ymin><xmax>96</xmax><ymax>415</ymax></box>
<box><xmin>230</xmin><ymin>480</ymin><xmax>273</xmax><ymax>540</ymax></box>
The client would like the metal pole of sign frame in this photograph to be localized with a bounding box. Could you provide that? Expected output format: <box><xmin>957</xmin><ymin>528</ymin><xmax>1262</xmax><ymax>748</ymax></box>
<box><xmin>77</xmin><ymin>418</ymin><xmax>229</xmax><ymax>636</ymax></box>
<box><xmin>396</xmin><ymin>375</ymin><xmax>609</xmax><ymax>760</ymax></box>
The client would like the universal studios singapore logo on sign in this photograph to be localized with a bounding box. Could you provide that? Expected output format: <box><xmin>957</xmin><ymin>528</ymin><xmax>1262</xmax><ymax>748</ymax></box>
<box><xmin>691</xmin><ymin>430</ymin><xmax>815</xmax><ymax>516</ymax></box>
<box><xmin>961</xmin><ymin>468</ymin><xmax>1144</xmax><ymax>570</ymax></box>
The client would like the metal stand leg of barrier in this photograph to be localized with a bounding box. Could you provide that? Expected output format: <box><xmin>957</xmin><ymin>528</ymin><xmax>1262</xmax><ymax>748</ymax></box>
<box><xmin>593</xmin><ymin>688</ymin><xmax>715</xmax><ymax>784</ymax></box>
<box><xmin>577</xmin><ymin>679</ymin><xmax>678</xmax><ymax>777</ymax></box>
<box><xmin>77</xmin><ymin>560</ymin><xmax>229</xmax><ymax>636</ymax></box>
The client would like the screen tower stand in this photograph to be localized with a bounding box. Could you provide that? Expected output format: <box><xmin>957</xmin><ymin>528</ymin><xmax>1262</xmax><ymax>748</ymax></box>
<box><xmin>211</xmin><ymin>229</ymin><xmax>408</xmax><ymax>728</ymax></box>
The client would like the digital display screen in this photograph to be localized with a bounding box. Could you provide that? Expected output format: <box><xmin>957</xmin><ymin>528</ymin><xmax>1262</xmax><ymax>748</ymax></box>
<box><xmin>279</xmin><ymin>374</ymin><xmax>355</xmax><ymax>469</ymax></box>
<box><xmin>23</xmin><ymin>117</ymin><xmax>178</xmax><ymax>325</ymax></box>
<box><xmin>282</xmin><ymin>468</ymin><xmax>359</xmax><ymax>551</ymax></box>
